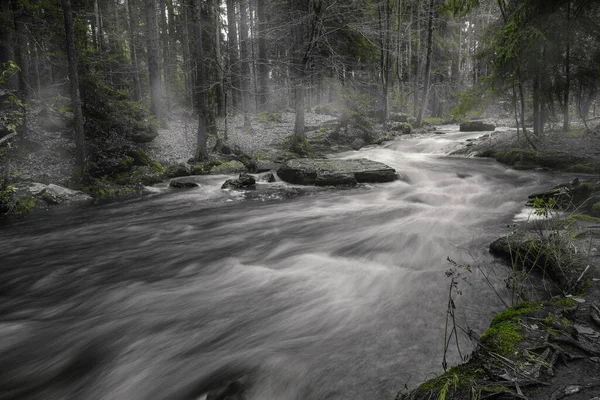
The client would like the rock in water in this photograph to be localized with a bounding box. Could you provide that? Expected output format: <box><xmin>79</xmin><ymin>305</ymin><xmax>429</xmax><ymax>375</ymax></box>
<box><xmin>277</xmin><ymin>158</ymin><xmax>397</xmax><ymax>186</ymax></box>
<box><xmin>459</xmin><ymin>121</ymin><xmax>496</xmax><ymax>132</ymax></box>
<box><xmin>221</xmin><ymin>173</ymin><xmax>256</xmax><ymax>190</ymax></box>
<box><xmin>44</xmin><ymin>184</ymin><xmax>93</xmax><ymax>203</ymax></box>
<box><xmin>169</xmin><ymin>176</ymin><xmax>201</xmax><ymax>188</ymax></box>
<box><xmin>259</xmin><ymin>172</ymin><xmax>276</xmax><ymax>183</ymax></box>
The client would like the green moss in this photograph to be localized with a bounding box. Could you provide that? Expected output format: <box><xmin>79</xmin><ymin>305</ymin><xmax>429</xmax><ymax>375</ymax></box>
<box><xmin>478</xmin><ymin>149</ymin><xmax>496</xmax><ymax>158</ymax></box>
<box><xmin>496</xmin><ymin>149</ymin><xmax>540</xmax><ymax>167</ymax></box>
<box><xmin>481</xmin><ymin>302</ymin><xmax>542</xmax><ymax>356</ymax></box>
<box><xmin>567</xmin><ymin>163</ymin><xmax>594</xmax><ymax>173</ymax></box>
<box><xmin>84</xmin><ymin>181</ymin><xmax>138</xmax><ymax>199</ymax></box>
<box><xmin>481</xmin><ymin>320</ymin><xmax>523</xmax><ymax>356</ymax></box>
<box><xmin>192</xmin><ymin>164</ymin><xmax>211</xmax><ymax>175</ymax></box>
<box><xmin>552</xmin><ymin>297</ymin><xmax>577</xmax><ymax>307</ymax></box>
<box><xmin>490</xmin><ymin>302</ymin><xmax>543</xmax><ymax>326</ymax></box>
<box><xmin>41</xmin><ymin>191</ymin><xmax>57</xmax><ymax>204</ymax></box>
<box><xmin>117</xmin><ymin>156</ymin><xmax>135</xmax><ymax>172</ymax></box>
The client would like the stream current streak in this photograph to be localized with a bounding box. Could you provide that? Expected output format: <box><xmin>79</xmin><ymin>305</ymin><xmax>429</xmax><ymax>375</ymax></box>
<box><xmin>0</xmin><ymin>127</ymin><xmax>569</xmax><ymax>399</ymax></box>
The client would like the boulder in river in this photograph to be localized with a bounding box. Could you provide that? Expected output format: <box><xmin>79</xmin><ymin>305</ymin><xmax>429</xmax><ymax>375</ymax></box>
<box><xmin>459</xmin><ymin>121</ymin><xmax>496</xmax><ymax>132</ymax></box>
<box><xmin>169</xmin><ymin>176</ymin><xmax>201</xmax><ymax>188</ymax></box>
<box><xmin>277</xmin><ymin>158</ymin><xmax>397</xmax><ymax>186</ymax></box>
<box><xmin>42</xmin><ymin>184</ymin><xmax>93</xmax><ymax>204</ymax></box>
<box><xmin>222</xmin><ymin>173</ymin><xmax>256</xmax><ymax>190</ymax></box>
<box><xmin>259</xmin><ymin>172</ymin><xmax>276</xmax><ymax>183</ymax></box>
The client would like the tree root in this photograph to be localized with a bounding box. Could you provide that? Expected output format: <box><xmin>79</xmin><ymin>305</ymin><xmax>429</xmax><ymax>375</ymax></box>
<box><xmin>550</xmin><ymin>335</ymin><xmax>600</xmax><ymax>357</ymax></box>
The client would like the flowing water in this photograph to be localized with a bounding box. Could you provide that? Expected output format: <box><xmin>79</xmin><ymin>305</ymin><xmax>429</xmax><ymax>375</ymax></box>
<box><xmin>0</xmin><ymin>127</ymin><xmax>573</xmax><ymax>400</ymax></box>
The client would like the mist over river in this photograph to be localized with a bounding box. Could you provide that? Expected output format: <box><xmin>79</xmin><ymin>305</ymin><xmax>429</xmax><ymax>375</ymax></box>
<box><xmin>0</xmin><ymin>126</ymin><xmax>575</xmax><ymax>399</ymax></box>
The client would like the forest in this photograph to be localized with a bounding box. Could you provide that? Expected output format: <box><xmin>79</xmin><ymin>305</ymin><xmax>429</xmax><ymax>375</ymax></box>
<box><xmin>1</xmin><ymin>0</ymin><xmax>598</xmax><ymax>208</ymax></box>
<box><xmin>3</xmin><ymin>1</ymin><xmax>600</xmax><ymax>399</ymax></box>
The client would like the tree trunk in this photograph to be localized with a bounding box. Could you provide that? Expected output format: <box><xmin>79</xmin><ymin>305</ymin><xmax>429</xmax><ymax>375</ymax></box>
<box><xmin>159</xmin><ymin>0</ymin><xmax>171</xmax><ymax>114</ymax></box>
<box><xmin>192</xmin><ymin>0</ymin><xmax>208</xmax><ymax>161</ymax></box>
<box><xmin>416</xmin><ymin>0</ymin><xmax>434</xmax><ymax>127</ymax></box>
<box><xmin>533</xmin><ymin>52</ymin><xmax>541</xmax><ymax>135</ymax></box>
<box><xmin>563</xmin><ymin>0</ymin><xmax>570</xmax><ymax>132</ymax></box>
<box><xmin>214</xmin><ymin>0</ymin><xmax>225</xmax><ymax>117</ymax></box>
<box><xmin>239</xmin><ymin>0</ymin><xmax>252</xmax><ymax>129</ymax></box>
<box><xmin>10</xmin><ymin>0</ymin><xmax>28</xmax><ymax>141</ymax></box>
<box><xmin>61</xmin><ymin>0</ymin><xmax>87</xmax><ymax>181</ymax></box>
<box><xmin>292</xmin><ymin>0</ymin><xmax>308</xmax><ymax>149</ymax></box>
<box><xmin>181</xmin><ymin>1</ymin><xmax>194</xmax><ymax>108</ymax></box>
<box><xmin>226</xmin><ymin>0</ymin><xmax>241</xmax><ymax>112</ymax></box>
<box><xmin>256</xmin><ymin>0</ymin><xmax>268</xmax><ymax>112</ymax></box>
<box><xmin>145</xmin><ymin>0</ymin><xmax>162</xmax><ymax>119</ymax></box>
<box><xmin>125</xmin><ymin>0</ymin><xmax>142</xmax><ymax>101</ymax></box>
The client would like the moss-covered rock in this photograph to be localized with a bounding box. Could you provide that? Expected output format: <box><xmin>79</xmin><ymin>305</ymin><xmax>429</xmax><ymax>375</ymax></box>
<box><xmin>211</xmin><ymin>160</ymin><xmax>246</xmax><ymax>174</ymax></box>
<box><xmin>165</xmin><ymin>162</ymin><xmax>192</xmax><ymax>178</ymax></box>
<box><xmin>459</xmin><ymin>121</ymin><xmax>495</xmax><ymax>132</ymax></box>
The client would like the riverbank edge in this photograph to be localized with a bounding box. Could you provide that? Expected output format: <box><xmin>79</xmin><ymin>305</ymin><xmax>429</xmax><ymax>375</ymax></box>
<box><xmin>397</xmin><ymin>177</ymin><xmax>600</xmax><ymax>399</ymax></box>
<box><xmin>0</xmin><ymin>119</ymin><xmax>430</xmax><ymax>219</ymax></box>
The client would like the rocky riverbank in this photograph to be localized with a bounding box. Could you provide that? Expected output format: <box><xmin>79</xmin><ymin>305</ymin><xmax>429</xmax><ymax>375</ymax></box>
<box><xmin>1</xmin><ymin>109</ymin><xmax>420</xmax><ymax>216</ymax></box>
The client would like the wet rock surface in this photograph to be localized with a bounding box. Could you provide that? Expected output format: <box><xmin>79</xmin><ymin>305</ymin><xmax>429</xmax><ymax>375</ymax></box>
<box><xmin>459</xmin><ymin>121</ymin><xmax>496</xmax><ymax>132</ymax></box>
<box><xmin>277</xmin><ymin>158</ymin><xmax>398</xmax><ymax>186</ymax></box>
<box><xmin>169</xmin><ymin>176</ymin><xmax>202</xmax><ymax>188</ymax></box>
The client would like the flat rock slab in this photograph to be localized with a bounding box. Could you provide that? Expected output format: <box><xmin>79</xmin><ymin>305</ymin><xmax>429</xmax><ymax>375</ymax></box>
<box><xmin>459</xmin><ymin>121</ymin><xmax>496</xmax><ymax>132</ymax></box>
<box><xmin>277</xmin><ymin>158</ymin><xmax>398</xmax><ymax>186</ymax></box>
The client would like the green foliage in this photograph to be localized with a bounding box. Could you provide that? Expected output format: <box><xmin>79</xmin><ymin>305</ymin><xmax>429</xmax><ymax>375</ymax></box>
<box><xmin>253</xmin><ymin>112</ymin><xmax>268</xmax><ymax>123</ymax></box>
<box><xmin>270</xmin><ymin>113</ymin><xmax>282</xmax><ymax>123</ymax></box>
<box><xmin>0</xmin><ymin>184</ymin><xmax>15</xmax><ymax>213</ymax></box>
<box><xmin>441</xmin><ymin>0</ymin><xmax>481</xmax><ymax>17</ymax></box>
<box><xmin>531</xmin><ymin>196</ymin><xmax>557</xmax><ymax>218</ymax></box>
<box><xmin>0</xmin><ymin>62</ymin><xmax>27</xmax><ymax>136</ymax></box>
<box><xmin>0</xmin><ymin>61</ymin><xmax>20</xmax><ymax>84</ymax></box>
<box><xmin>450</xmin><ymin>86</ymin><xmax>489</xmax><ymax>121</ymax></box>
<box><xmin>151</xmin><ymin>160</ymin><xmax>164</xmax><ymax>174</ymax></box>
<box><xmin>15</xmin><ymin>197</ymin><xmax>37</xmax><ymax>214</ymax></box>
<box><xmin>391</xmin><ymin>122</ymin><xmax>412</xmax><ymax>135</ymax></box>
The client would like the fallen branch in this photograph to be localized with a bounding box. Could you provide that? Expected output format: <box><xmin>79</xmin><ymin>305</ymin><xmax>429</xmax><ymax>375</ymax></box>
<box><xmin>0</xmin><ymin>132</ymin><xmax>16</xmax><ymax>145</ymax></box>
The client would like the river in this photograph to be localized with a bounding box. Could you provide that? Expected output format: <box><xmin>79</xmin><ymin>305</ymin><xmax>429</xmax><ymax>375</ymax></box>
<box><xmin>0</xmin><ymin>126</ymin><xmax>573</xmax><ymax>400</ymax></box>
